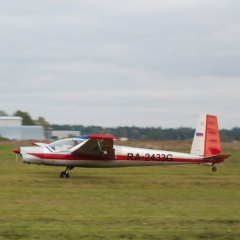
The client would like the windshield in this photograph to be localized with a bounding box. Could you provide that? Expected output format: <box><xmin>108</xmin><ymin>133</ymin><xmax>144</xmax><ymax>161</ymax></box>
<box><xmin>49</xmin><ymin>138</ymin><xmax>84</xmax><ymax>151</ymax></box>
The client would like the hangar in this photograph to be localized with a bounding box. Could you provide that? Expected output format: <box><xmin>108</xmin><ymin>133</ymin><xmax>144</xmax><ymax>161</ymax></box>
<box><xmin>0</xmin><ymin>116</ymin><xmax>22</xmax><ymax>126</ymax></box>
<box><xmin>0</xmin><ymin>116</ymin><xmax>44</xmax><ymax>140</ymax></box>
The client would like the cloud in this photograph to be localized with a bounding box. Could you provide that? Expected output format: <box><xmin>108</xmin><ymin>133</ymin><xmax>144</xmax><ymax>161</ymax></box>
<box><xmin>0</xmin><ymin>1</ymin><xmax>239</xmax><ymax>128</ymax></box>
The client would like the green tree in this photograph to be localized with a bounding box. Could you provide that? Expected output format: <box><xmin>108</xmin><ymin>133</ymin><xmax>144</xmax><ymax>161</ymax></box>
<box><xmin>0</xmin><ymin>110</ymin><xmax>8</xmax><ymax>116</ymax></box>
<box><xmin>13</xmin><ymin>110</ymin><xmax>36</xmax><ymax>125</ymax></box>
<box><xmin>130</xmin><ymin>128</ymin><xmax>140</xmax><ymax>139</ymax></box>
<box><xmin>119</xmin><ymin>128</ymin><xmax>128</xmax><ymax>138</ymax></box>
<box><xmin>36</xmin><ymin>117</ymin><xmax>50</xmax><ymax>131</ymax></box>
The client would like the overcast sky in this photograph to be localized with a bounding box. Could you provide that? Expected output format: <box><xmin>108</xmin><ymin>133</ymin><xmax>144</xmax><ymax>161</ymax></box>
<box><xmin>0</xmin><ymin>0</ymin><xmax>239</xmax><ymax>129</ymax></box>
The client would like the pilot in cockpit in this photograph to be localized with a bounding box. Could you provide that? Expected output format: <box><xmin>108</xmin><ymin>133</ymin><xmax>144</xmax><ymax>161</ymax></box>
<box><xmin>72</xmin><ymin>140</ymin><xmax>79</xmax><ymax>147</ymax></box>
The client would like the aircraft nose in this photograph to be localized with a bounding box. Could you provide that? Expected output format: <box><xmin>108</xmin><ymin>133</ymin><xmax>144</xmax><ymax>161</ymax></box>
<box><xmin>13</xmin><ymin>148</ymin><xmax>20</xmax><ymax>154</ymax></box>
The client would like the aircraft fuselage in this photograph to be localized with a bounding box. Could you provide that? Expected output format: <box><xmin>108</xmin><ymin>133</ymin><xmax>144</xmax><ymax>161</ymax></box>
<box><xmin>19</xmin><ymin>145</ymin><xmax>223</xmax><ymax>168</ymax></box>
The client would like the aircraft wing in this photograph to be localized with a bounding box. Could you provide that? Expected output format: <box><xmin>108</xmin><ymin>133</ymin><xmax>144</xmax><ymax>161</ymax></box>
<box><xmin>70</xmin><ymin>135</ymin><xmax>119</xmax><ymax>159</ymax></box>
<box><xmin>31</xmin><ymin>142</ymin><xmax>50</xmax><ymax>146</ymax></box>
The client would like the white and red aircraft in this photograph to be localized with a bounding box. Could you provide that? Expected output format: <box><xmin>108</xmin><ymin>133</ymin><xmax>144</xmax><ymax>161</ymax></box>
<box><xmin>13</xmin><ymin>114</ymin><xmax>230</xmax><ymax>178</ymax></box>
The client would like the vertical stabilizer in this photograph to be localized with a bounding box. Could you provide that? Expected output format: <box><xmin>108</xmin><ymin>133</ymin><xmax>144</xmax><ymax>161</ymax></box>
<box><xmin>190</xmin><ymin>114</ymin><xmax>221</xmax><ymax>157</ymax></box>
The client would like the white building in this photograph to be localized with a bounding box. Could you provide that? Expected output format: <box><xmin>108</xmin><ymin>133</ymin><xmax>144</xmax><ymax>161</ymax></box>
<box><xmin>0</xmin><ymin>116</ymin><xmax>22</xmax><ymax>126</ymax></box>
<box><xmin>0</xmin><ymin>116</ymin><xmax>44</xmax><ymax>140</ymax></box>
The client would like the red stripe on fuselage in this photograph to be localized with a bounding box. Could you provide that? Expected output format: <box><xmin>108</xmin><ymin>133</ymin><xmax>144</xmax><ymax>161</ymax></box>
<box><xmin>116</xmin><ymin>155</ymin><xmax>224</xmax><ymax>164</ymax></box>
<box><xmin>28</xmin><ymin>153</ymin><xmax>225</xmax><ymax>164</ymax></box>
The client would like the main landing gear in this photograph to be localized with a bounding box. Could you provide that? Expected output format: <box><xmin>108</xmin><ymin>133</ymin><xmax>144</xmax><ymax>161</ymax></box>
<box><xmin>212</xmin><ymin>165</ymin><xmax>217</xmax><ymax>172</ymax></box>
<box><xmin>60</xmin><ymin>166</ymin><xmax>74</xmax><ymax>178</ymax></box>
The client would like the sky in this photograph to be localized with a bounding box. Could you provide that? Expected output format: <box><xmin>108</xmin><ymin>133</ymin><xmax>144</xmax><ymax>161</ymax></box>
<box><xmin>0</xmin><ymin>0</ymin><xmax>240</xmax><ymax>129</ymax></box>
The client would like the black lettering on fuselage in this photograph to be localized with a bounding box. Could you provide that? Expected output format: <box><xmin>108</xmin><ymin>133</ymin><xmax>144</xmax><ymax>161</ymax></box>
<box><xmin>127</xmin><ymin>153</ymin><xmax>174</xmax><ymax>161</ymax></box>
<box><xmin>135</xmin><ymin>153</ymin><xmax>141</xmax><ymax>160</ymax></box>
<box><xmin>127</xmin><ymin>153</ymin><xmax>134</xmax><ymax>160</ymax></box>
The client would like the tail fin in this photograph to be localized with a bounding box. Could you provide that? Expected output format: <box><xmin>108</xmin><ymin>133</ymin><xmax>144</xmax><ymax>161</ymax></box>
<box><xmin>190</xmin><ymin>114</ymin><xmax>221</xmax><ymax>157</ymax></box>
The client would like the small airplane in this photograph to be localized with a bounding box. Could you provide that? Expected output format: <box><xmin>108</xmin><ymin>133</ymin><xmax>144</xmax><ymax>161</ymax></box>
<box><xmin>13</xmin><ymin>114</ymin><xmax>230</xmax><ymax>178</ymax></box>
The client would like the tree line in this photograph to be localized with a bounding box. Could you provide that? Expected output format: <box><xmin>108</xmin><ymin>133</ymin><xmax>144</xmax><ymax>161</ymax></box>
<box><xmin>51</xmin><ymin>124</ymin><xmax>240</xmax><ymax>142</ymax></box>
<box><xmin>1</xmin><ymin>110</ymin><xmax>240</xmax><ymax>141</ymax></box>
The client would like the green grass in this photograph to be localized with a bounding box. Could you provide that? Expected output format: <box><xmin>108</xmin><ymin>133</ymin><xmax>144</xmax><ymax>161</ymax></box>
<box><xmin>0</xmin><ymin>141</ymin><xmax>240</xmax><ymax>240</ymax></box>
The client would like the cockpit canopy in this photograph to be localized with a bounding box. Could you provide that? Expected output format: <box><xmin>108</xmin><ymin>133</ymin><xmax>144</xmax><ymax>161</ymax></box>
<box><xmin>48</xmin><ymin>138</ymin><xmax>84</xmax><ymax>151</ymax></box>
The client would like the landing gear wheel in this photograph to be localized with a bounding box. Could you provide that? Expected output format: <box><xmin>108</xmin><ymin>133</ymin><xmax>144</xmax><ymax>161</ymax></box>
<box><xmin>212</xmin><ymin>166</ymin><xmax>217</xmax><ymax>172</ymax></box>
<box><xmin>60</xmin><ymin>166</ymin><xmax>73</xmax><ymax>178</ymax></box>
<box><xmin>60</xmin><ymin>171</ymin><xmax>70</xmax><ymax>178</ymax></box>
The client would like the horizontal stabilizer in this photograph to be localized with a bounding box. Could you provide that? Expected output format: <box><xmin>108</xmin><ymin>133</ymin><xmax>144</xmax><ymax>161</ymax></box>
<box><xmin>203</xmin><ymin>154</ymin><xmax>231</xmax><ymax>160</ymax></box>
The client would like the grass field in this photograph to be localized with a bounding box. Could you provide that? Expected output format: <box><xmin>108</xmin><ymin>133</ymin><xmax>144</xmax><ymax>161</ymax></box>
<box><xmin>0</xmin><ymin>140</ymin><xmax>239</xmax><ymax>240</ymax></box>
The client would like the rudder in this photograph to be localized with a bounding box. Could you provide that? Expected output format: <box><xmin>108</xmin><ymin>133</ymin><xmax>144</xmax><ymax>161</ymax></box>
<box><xmin>190</xmin><ymin>114</ymin><xmax>221</xmax><ymax>157</ymax></box>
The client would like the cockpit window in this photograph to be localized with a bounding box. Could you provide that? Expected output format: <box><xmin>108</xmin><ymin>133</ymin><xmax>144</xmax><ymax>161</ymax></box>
<box><xmin>49</xmin><ymin>138</ymin><xmax>84</xmax><ymax>151</ymax></box>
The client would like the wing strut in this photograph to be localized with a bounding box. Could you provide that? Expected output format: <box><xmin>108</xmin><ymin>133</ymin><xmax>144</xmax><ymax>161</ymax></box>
<box><xmin>97</xmin><ymin>139</ymin><xmax>107</xmax><ymax>155</ymax></box>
